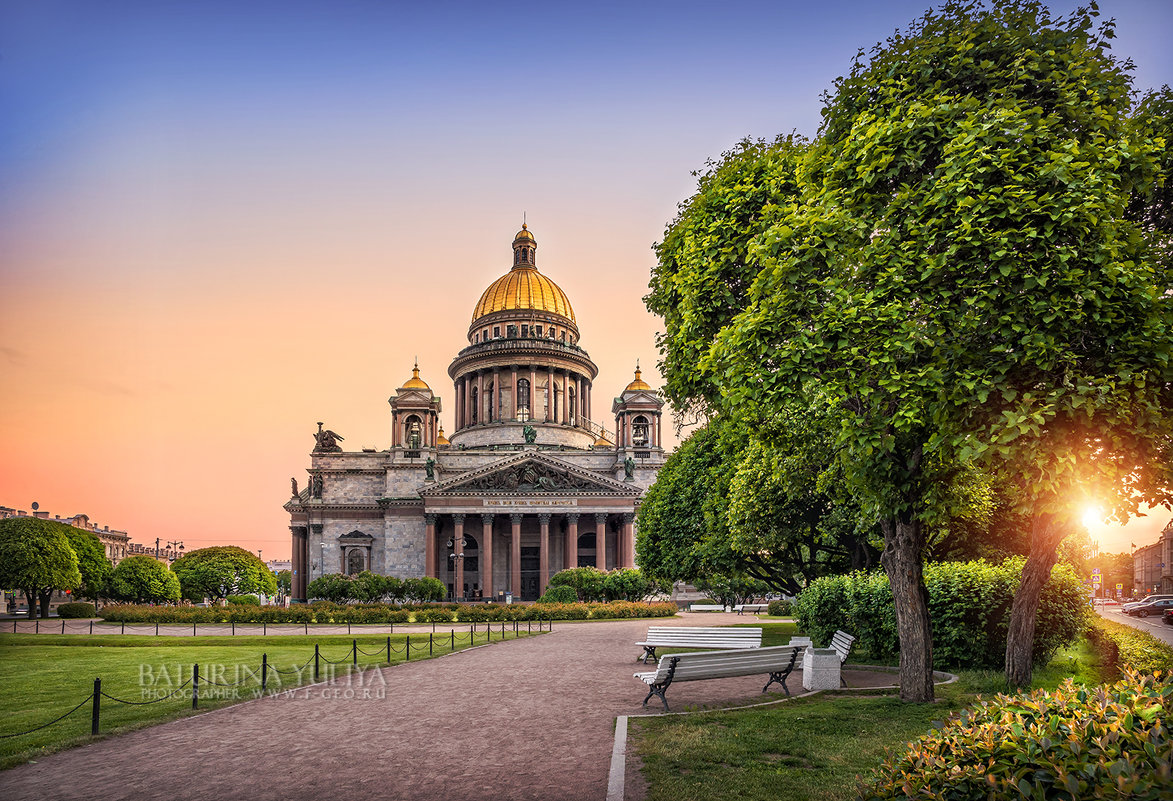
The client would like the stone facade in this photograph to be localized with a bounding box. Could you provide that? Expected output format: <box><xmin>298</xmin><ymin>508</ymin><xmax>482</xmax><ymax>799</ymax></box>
<box><xmin>1133</xmin><ymin>519</ymin><xmax>1173</xmax><ymax>595</ymax></box>
<box><xmin>286</xmin><ymin>225</ymin><xmax>666</xmax><ymax>601</ymax></box>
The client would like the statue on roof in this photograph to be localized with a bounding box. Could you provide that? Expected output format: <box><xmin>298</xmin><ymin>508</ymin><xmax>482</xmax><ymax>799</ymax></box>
<box><xmin>313</xmin><ymin>422</ymin><xmax>344</xmax><ymax>453</ymax></box>
<box><xmin>523</xmin><ymin>424</ymin><xmax>537</xmax><ymax>444</ymax></box>
<box><xmin>291</xmin><ymin>477</ymin><xmax>300</xmax><ymax>498</ymax></box>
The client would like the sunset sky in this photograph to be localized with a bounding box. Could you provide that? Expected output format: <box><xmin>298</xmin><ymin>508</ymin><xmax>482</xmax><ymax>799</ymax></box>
<box><xmin>2</xmin><ymin>0</ymin><xmax>1170</xmax><ymax>560</ymax></box>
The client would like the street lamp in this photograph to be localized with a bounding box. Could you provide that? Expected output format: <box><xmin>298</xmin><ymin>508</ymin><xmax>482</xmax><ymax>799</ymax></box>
<box><xmin>447</xmin><ymin>535</ymin><xmax>466</xmax><ymax>601</ymax></box>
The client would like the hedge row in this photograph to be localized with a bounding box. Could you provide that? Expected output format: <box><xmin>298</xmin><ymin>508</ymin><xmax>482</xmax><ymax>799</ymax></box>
<box><xmin>56</xmin><ymin>602</ymin><xmax>97</xmax><ymax>618</ymax></box>
<box><xmin>1089</xmin><ymin>617</ymin><xmax>1173</xmax><ymax>676</ymax></box>
<box><xmin>793</xmin><ymin>558</ymin><xmax>1088</xmax><ymax>669</ymax></box>
<box><xmin>97</xmin><ymin>600</ymin><xmax>677</xmax><ymax>624</ymax></box>
<box><xmin>860</xmin><ymin>672</ymin><xmax>1172</xmax><ymax>799</ymax></box>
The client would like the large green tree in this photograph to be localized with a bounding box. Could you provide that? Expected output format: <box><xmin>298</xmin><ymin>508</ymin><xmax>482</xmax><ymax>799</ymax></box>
<box><xmin>108</xmin><ymin>556</ymin><xmax>182</xmax><ymax>604</ymax></box>
<box><xmin>171</xmin><ymin>546</ymin><xmax>277</xmax><ymax>602</ymax></box>
<box><xmin>0</xmin><ymin>517</ymin><xmax>82</xmax><ymax>619</ymax></box>
<box><xmin>650</xmin><ymin>1</ymin><xmax>1172</xmax><ymax>699</ymax></box>
<box><xmin>62</xmin><ymin>527</ymin><xmax>113</xmax><ymax>603</ymax></box>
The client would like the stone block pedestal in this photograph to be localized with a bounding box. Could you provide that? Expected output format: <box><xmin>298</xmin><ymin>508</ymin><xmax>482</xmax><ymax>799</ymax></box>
<box><xmin>802</xmin><ymin>648</ymin><xmax>841</xmax><ymax>691</ymax></box>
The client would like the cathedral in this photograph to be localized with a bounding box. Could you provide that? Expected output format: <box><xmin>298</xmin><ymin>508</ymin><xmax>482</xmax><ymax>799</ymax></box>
<box><xmin>286</xmin><ymin>225</ymin><xmax>666</xmax><ymax>602</ymax></box>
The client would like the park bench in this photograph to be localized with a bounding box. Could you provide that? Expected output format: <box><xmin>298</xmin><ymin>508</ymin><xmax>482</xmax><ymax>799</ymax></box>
<box><xmin>734</xmin><ymin>603</ymin><xmax>768</xmax><ymax>615</ymax></box>
<box><xmin>636</xmin><ymin>626</ymin><xmax>763</xmax><ymax>664</ymax></box>
<box><xmin>634</xmin><ymin>644</ymin><xmax>806</xmax><ymax>711</ymax></box>
<box><xmin>688</xmin><ymin>603</ymin><xmax>727</xmax><ymax>612</ymax></box>
<box><xmin>829</xmin><ymin>630</ymin><xmax>856</xmax><ymax>686</ymax></box>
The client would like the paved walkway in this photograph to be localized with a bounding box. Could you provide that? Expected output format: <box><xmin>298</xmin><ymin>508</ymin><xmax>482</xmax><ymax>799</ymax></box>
<box><xmin>1098</xmin><ymin>607</ymin><xmax>1173</xmax><ymax>647</ymax></box>
<box><xmin>0</xmin><ymin>613</ymin><xmax>896</xmax><ymax>801</ymax></box>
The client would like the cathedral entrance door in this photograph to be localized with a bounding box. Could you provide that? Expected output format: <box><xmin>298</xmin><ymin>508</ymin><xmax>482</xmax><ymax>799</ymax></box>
<box><xmin>520</xmin><ymin>547</ymin><xmax>541</xmax><ymax>600</ymax></box>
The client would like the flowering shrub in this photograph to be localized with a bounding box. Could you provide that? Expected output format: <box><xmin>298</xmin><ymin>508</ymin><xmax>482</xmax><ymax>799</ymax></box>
<box><xmin>793</xmin><ymin>558</ymin><xmax>1087</xmax><ymax>669</ymax></box>
<box><xmin>859</xmin><ymin>672</ymin><xmax>1172</xmax><ymax>800</ymax></box>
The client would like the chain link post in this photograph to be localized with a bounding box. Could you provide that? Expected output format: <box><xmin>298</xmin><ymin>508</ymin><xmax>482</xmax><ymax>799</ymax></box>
<box><xmin>261</xmin><ymin>654</ymin><xmax>268</xmax><ymax>692</ymax></box>
<box><xmin>91</xmin><ymin>678</ymin><xmax>101</xmax><ymax>735</ymax></box>
<box><xmin>314</xmin><ymin>644</ymin><xmax>320</xmax><ymax>681</ymax></box>
<box><xmin>192</xmin><ymin>664</ymin><xmax>199</xmax><ymax>709</ymax></box>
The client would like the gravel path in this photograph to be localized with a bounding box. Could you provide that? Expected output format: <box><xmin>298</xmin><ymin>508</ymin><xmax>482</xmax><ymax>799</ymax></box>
<box><xmin>0</xmin><ymin>613</ymin><xmax>895</xmax><ymax>801</ymax></box>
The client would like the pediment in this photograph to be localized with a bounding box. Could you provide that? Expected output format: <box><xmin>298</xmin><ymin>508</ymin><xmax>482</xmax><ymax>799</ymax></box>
<box><xmin>421</xmin><ymin>452</ymin><xmax>638</xmax><ymax>497</ymax></box>
<box><xmin>338</xmin><ymin>530</ymin><xmax>374</xmax><ymax>542</ymax></box>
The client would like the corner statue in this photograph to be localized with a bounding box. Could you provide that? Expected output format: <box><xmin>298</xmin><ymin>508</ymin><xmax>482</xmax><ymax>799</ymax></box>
<box><xmin>291</xmin><ymin>477</ymin><xmax>299</xmax><ymax>498</ymax></box>
<box><xmin>425</xmin><ymin>458</ymin><xmax>435</xmax><ymax>480</ymax></box>
<box><xmin>523</xmin><ymin>424</ymin><xmax>537</xmax><ymax>444</ymax></box>
<box><xmin>313</xmin><ymin>422</ymin><xmax>344</xmax><ymax>453</ymax></box>
<box><xmin>624</xmin><ymin>457</ymin><xmax>635</xmax><ymax>480</ymax></box>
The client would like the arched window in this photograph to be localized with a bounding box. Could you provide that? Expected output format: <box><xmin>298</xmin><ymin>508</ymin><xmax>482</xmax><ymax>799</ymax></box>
<box><xmin>632</xmin><ymin>416</ymin><xmax>649</xmax><ymax>446</ymax></box>
<box><xmin>517</xmin><ymin>378</ymin><xmax>530</xmax><ymax>419</ymax></box>
<box><xmin>471</xmin><ymin>387</ymin><xmax>479</xmax><ymax>424</ymax></box>
<box><xmin>405</xmin><ymin>415</ymin><xmax>422</xmax><ymax>449</ymax></box>
<box><xmin>347</xmin><ymin>549</ymin><xmax>365</xmax><ymax>575</ymax></box>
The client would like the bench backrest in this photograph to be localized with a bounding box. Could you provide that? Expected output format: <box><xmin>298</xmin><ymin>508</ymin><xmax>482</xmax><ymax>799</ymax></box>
<box><xmin>643</xmin><ymin>627</ymin><xmax>762</xmax><ymax>648</ymax></box>
<box><xmin>831</xmin><ymin>630</ymin><xmax>856</xmax><ymax>664</ymax></box>
<box><xmin>650</xmin><ymin>645</ymin><xmax>804</xmax><ymax>683</ymax></box>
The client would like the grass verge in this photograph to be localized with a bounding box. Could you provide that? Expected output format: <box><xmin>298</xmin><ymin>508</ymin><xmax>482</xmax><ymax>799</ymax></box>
<box><xmin>0</xmin><ymin>628</ymin><xmax>540</xmax><ymax>770</ymax></box>
<box><xmin>630</xmin><ymin>635</ymin><xmax>1114</xmax><ymax>801</ymax></box>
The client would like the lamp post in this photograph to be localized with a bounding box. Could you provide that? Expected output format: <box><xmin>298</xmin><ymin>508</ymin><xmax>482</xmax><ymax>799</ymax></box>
<box><xmin>320</xmin><ymin>542</ymin><xmax>327</xmax><ymax>578</ymax></box>
<box><xmin>447</xmin><ymin>535</ymin><xmax>466</xmax><ymax>601</ymax></box>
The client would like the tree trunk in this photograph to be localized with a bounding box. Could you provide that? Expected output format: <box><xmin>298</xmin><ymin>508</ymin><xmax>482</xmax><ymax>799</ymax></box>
<box><xmin>1004</xmin><ymin>513</ymin><xmax>1064</xmax><ymax>688</ymax></box>
<box><xmin>23</xmin><ymin>587</ymin><xmax>37</xmax><ymax>620</ymax></box>
<box><xmin>879</xmin><ymin>518</ymin><xmax>934</xmax><ymax>702</ymax></box>
<box><xmin>39</xmin><ymin>590</ymin><xmax>52</xmax><ymax>619</ymax></box>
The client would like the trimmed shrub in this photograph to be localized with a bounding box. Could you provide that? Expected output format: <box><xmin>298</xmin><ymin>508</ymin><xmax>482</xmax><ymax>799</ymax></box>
<box><xmin>1090</xmin><ymin>617</ymin><xmax>1173</xmax><ymax>676</ymax></box>
<box><xmin>766</xmin><ymin>599</ymin><xmax>791</xmax><ymax>617</ymax></box>
<box><xmin>56</xmin><ymin>602</ymin><xmax>96</xmax><ymax>618</ymax></box>
<box><xmin>859</xmin><ymin>672</ymin><xmax>1173</xmax><ymax>799</ymax></box>
<box><xmin>538</xmin><ymin>585</ymin><xmax>578</xmax><ymax>604</ymax></box>
<box><xmin>548</xmin><ymin>567</ymin><xmax>607</xmax><ymax>602</ymax></box>
<box><xmin>793</xmin><ymin>558</ymin><xmax>1088</xmax><ymax>669</ymax></box>
<box><xmin>227</xmin><ymin>594</ymin><xmax>260</xmax><ymax>606</ymax></box>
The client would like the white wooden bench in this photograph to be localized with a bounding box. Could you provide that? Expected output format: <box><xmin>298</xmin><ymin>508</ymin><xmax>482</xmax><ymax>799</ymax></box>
<box><xmin>634</xmin><ymin>644</ymin><xmax>806</xmax><ymax>711</ymax></box>
<box><xmin>734</xmin><ymin>603</ymin><xmax>768</xmax><ymax>615</ymax></box>
<box><xmin>635</xmin><ymin>626</ymin><xmax>763</xmax><ymax>664</ymax></box>
<box><xmin>830</xmin><ymin>630</ymin><xmax>856</xmax><ymax>687</ymax></box>
<box><xmin>688</xmin><ymin>603</ymin><xmax>727</xmax><ymax>612</ymax></box>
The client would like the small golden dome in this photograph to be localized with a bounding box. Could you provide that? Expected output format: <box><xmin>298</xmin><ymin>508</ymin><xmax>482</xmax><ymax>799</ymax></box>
<box><xmin>624</xmin><ymin>365</ymin><xmax>651</xmax><ymax>392</ymax></box>
<box><xmin>513</xmin><ymin>223</ymin><xmax>535</xmax><ymax>243</ymax></box>
<box><xmin>401</xmin><ymin>362</ymin><xmax>431</xmax><ymax>390</ymax></box>
<box><xmin>436</xmin><ymin>425</ymin><xmax>450</xmax><ymax>446</ymax></box>
<box><xmin>594</xmin><ymin>434</ymin><xmax>614</xmax><ymax>448</ymax></box>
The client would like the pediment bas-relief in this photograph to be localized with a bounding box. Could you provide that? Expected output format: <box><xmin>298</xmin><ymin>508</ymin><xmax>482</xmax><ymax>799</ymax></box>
<box><xmin>442</xmin><ymin>460</ymin><xmax>612</xmax><ymax>494</ymax></box>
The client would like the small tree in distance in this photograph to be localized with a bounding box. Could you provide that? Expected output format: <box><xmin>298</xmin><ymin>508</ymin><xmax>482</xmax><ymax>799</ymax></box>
<box><xmin>0</xmin><ymin>517</ymin><xmax>82</xmax><ymax>619</ymax></box>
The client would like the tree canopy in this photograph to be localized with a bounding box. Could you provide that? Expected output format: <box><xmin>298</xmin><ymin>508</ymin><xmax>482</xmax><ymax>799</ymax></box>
<box><xmin>648</xmin><ymin>0</ymin><xmax>1173</xmax><ymax>699</ymax></box>
<box><xmin>0</xmin><ymin>517</ymin><xmax>82</xmax><ymax>619</ymax></box>
<box><xmin>109</xmin><ymin>555</ymin><xmax>182</xmax><ymax>604</ymax></box>
<box><xmin>61</xmin><ymin>527</ymin><xmax>113</xmax><ymax>603</ymax></box>
<box><xmin>170</xmin><ymin>546</ymin><xmax>277</xmax><ymax>602</ymax></box>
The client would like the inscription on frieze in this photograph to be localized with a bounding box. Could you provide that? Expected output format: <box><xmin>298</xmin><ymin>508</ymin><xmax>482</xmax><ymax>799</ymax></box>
<box><xmin>483</xmin><ymin>498</ymin><xmax>580</xmax><ymax>507</ymax></box>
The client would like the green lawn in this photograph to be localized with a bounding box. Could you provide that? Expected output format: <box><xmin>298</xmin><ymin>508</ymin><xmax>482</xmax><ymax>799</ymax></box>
<box><xmin>0</xmin><ymin>628</ymin><xmax>539</xmax><ymax>770</ymax></box>
<box><xmin>631</xmin><ymin>635</ymin><xmax>1115</xmax><ymax>801</ymax></box>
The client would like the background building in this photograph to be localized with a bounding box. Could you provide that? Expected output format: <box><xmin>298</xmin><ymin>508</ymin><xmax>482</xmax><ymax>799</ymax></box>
<box><xmin>1133</xmin><ymin>519</ymin><xmax>1173</xmax><ymax>595</ymax></box>
<box><xmin>286</xmin><ymin>226</ymin><xmax>665</xmax><ymax>602</ymax></box>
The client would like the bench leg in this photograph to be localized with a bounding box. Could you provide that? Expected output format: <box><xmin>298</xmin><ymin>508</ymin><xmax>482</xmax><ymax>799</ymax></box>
<box><xmin>642</xmin><ymin>683</ymin><xmax>670</xmax><ymax>712</ymax></box>
<box><xmin>638</xmin><ymin>645</ymin><xmax>656</xmax><ymax>664</ymax></box>
<box><xmin>762</xmin><ymin>670</ymin><xmax>792</xmax><ymax>696</ymax></box>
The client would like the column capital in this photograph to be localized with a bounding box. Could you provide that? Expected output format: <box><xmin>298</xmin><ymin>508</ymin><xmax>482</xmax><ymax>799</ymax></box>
<box><xmin>481</xmin><ymin>513</ymin><xmax>495</xmax><ymax>525</ymax></box>
<box><xmin>425</xmin><ymin>513</ymin><xmax>438</xmax><ymax>525</ymax></box>
<box><xmin>510</xmin><ymin>513</ymin><xmax>524</xmax><ymax>525</ymax></box>
<box><xmin>594</xmin><ymin>513</ymin><xmax>608</xmax><ymax>526</ymax></box>
<box><xmin>537</xmin><ymin>513</ymin><xmax>552</xmax><ymax>525</ymax></box>
<box><xmin>453</xmin><ymin>513</ymin><xmax>466</xmax><ymax>525</ymax></box>
<box><xmin>621</xmin><ymin>513</ymin><xmax>635</xmax><ymax>524</ymax></box>
<box><xmin>565</xmin><ymin>513</ymin><xmax>580</xmax><ymax>524</ymax></box>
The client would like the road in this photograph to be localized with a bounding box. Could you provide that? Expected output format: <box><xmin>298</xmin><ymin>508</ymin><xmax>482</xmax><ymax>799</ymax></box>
<box><xmin>1098</xmin><ymin>607</ymin><xmax>1173</xmax><ymax>648</ymax></box>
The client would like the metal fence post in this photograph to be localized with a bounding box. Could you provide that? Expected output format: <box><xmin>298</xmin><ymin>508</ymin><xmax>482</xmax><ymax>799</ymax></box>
<box><xmin>353</xmin><ymin>639</ymin><xmax>357</xmax><ymax>667</ymax></box>
<box><xmin>156</xmin><ymin>622</ymin><xmax>159</xmax><ymax>636</ymax></box>
<box><xmin>429</xmin><ymin>634</ymin><xmax>433</xmax><ymax>656</ymax></box>
<box><xmin>36</xmin><ymin>619</ymin><xmax>39</xmax><ymax>634</ymax></box>
<box><xmin>314</xmin><ymin>644</ymin><xmax>320</xmax><ymax>681</ymax></box>
<box><xmin>348</xmin><ymin>621</ymin><xmax>351</xmax><ymax>635</ymax></box>
<box><xmin>232</xmin><ymin>621</ymin><xmax>235</xmax><ymax>636</ymax></box>
<box><xmin>263</xmin><ymin>621</ymin><xmax>267</xmax><ymax>636</ymax></box>
<box><xmin>261</xmin><ymin>654</ymin><xmax>268</xmax><ymax>692</ymax></box>
<box><xmin>406</xmin><ymin>635</ymin><xmax>410</xmax><ymax>661</ymax></box>
<box><xmin>62</xmin><ymin>619</ymin><xmax>66</xmax><ymax>634</ymax></box>
<box><xmin>192</xmin><ymin>664</ymin><xmax>199</xmax><ymax>709</ymax></box>
<box><xmin>92</xmin><ymin>678</ymin><xmax>101</xmax><ymax>735</ymax></box>
<box><xmin>386</xmin><ymin>635</ymin><xmax>391</xmax><ymax>663</ymax></box>
<box><xmin>89</xmin><ymin>620</ymin><xmax>93</xmax><ymax>635</ymax></box>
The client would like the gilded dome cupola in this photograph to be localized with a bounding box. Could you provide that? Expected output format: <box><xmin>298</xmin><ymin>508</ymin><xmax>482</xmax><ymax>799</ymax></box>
<box><xmin>470</xmin><ymin>224</ymin><xmax>577</xmax><ymax>332</ymax></box>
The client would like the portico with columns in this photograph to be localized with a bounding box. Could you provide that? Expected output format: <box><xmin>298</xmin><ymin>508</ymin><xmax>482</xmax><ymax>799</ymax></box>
<box><xmin>286</xmin><ymin>224</ymin><xmax>664</xmax><ymax>603</ymax></box>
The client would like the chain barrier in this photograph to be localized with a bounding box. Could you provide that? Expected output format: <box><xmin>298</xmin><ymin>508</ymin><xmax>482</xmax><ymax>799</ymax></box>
<box><xmin>0</xmin><ymin>693</ymin><xmax>95</xmax><ymax>739</ymax></box>
<box><xmin>100</xmin><ymin>677</ymin><xmax>194</xmax><ymax>705</ymax></box>
<box><xmin>268</xmin><ymin>655</ymin><xmax>315</xmax><ymax>675</ymax></box>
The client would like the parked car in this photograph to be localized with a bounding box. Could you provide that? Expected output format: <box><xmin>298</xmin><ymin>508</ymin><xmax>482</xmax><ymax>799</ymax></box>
<box><xmin>1164</xmin><ymin>608</ymin><xmax>1173</xmax><ymax>626</ymax></box>
<box><xmin>1122</xmin><ymin>594</ymin><xmax>1173</xmax><ymax>614</ymax></box>
<box><xmin>1125</xmin><ymin>597</ymin><xmax>1173</xmax><ymax>618</ymax></box>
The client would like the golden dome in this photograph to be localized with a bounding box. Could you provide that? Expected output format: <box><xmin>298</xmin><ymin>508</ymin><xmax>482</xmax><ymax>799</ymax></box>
<box><xmin>624</xmin><ymin>365</ymin><xmax>651</xmax><ymax>392</ymax></box>
<box><xmin>473</xmin><ymin>269</ymin><xmax>575</xmax><ymax>323</ymax></box>
<box><xmin>401</xmin><ymin>362</ymin><xmax>431</xmax><ymax>390</ymax></box>
<box><xmin>513</xmin><ymin>223</ymin><xmax>535</xmax><ymax>243</ymax></box>
<box><xmin>593</xmin><ymin>434</ymin><xmax>614</xmax><ymax>448</ymax></box>
<box><xmin>436</xmin><ymin>425</ymin><xmax>450</xmax><ymax>446</ymax></box>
